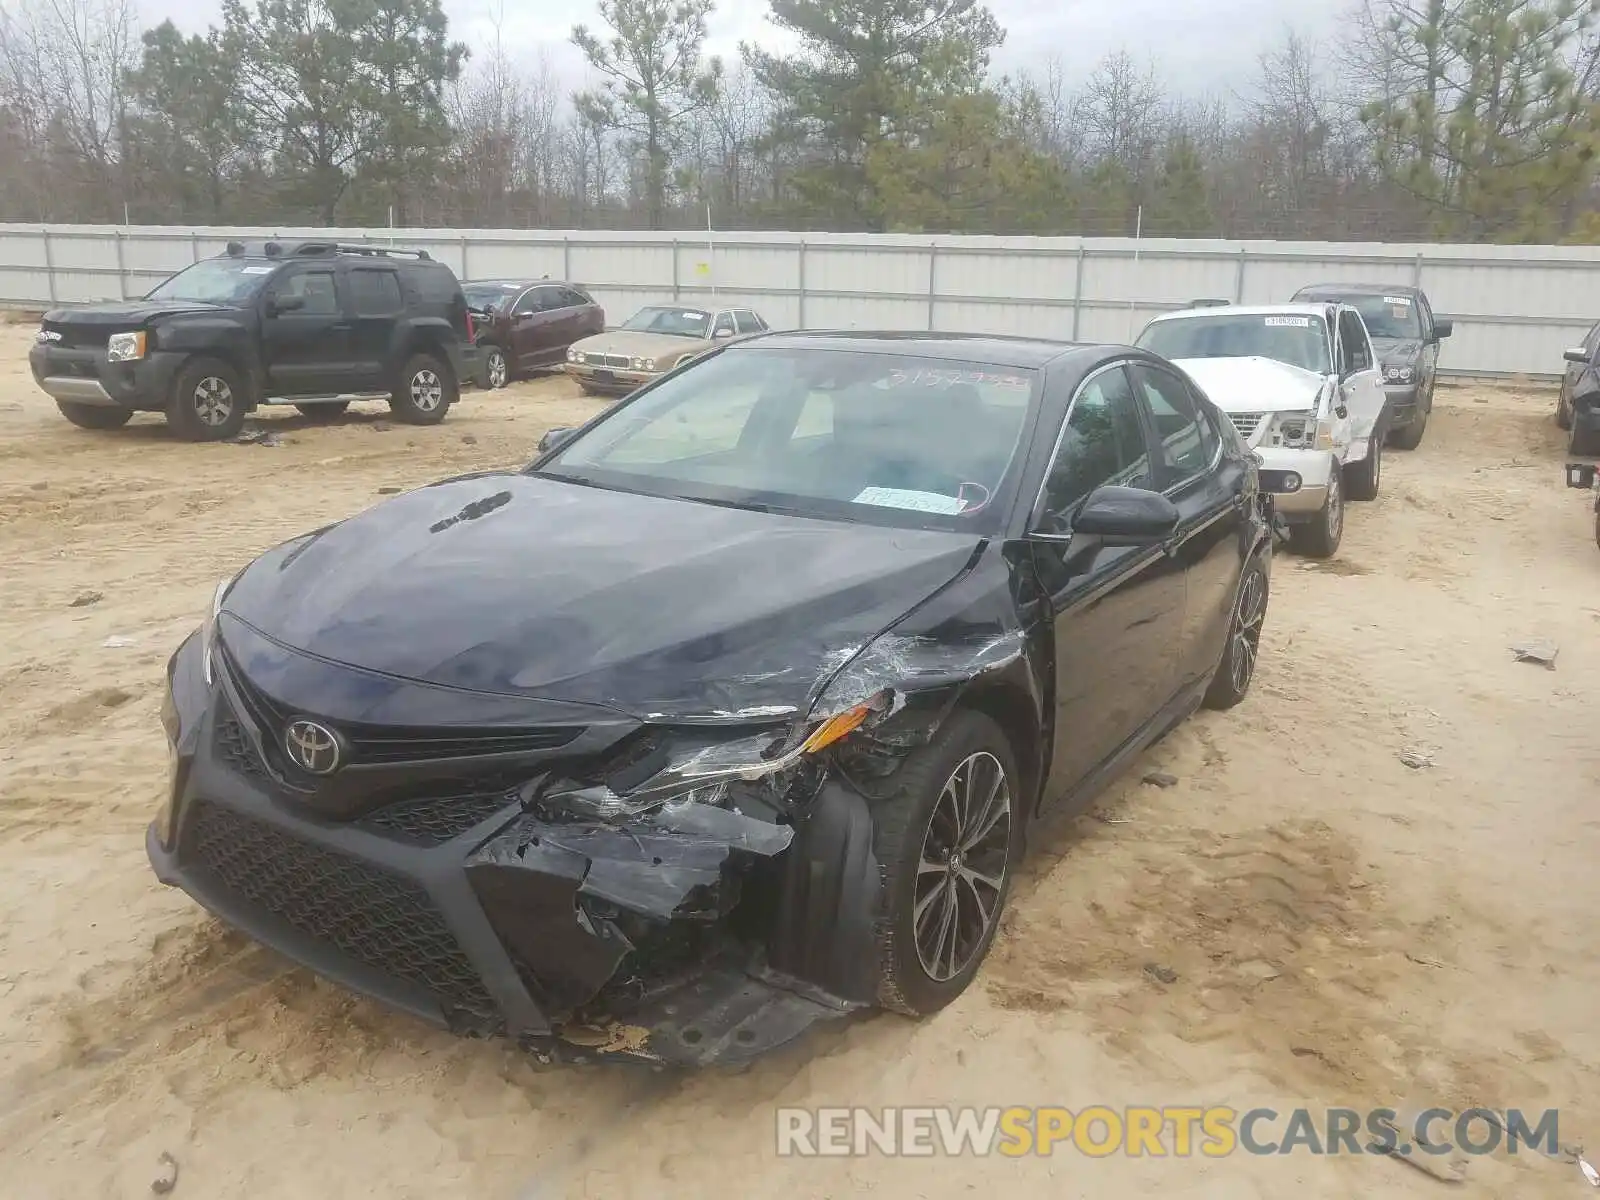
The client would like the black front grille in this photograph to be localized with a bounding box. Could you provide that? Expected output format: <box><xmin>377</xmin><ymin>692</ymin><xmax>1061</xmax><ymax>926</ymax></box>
<box><xmin>186</xmin><ymin>801</ymin><xmax>500</xmax><ymax>1028</ymax></box>
<box><xmin>361</xmin><ymin>791</ymin><xmax>514</xmax><ymax>844</ymax></box>
<box><xmin>43</xmin><ymin>325</ymin><xmax>111</xmax><ymax>350</ymax></box>
<box><xmin>214</xmin><ymin>710</ymin><xmax>268</xmax><ymax>781</ymax></box>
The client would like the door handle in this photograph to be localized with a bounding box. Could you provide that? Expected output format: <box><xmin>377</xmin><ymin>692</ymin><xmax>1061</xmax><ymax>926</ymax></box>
<box><xmin>328</xmin><ymin>322</ymin><xmax>351</xmax><ymax>331</ymax></box>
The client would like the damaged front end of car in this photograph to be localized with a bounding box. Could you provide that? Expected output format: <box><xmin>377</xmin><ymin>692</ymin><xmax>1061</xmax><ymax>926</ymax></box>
<box><xmin>464</xmin><ymin>627</ymin><xmax>1035</xmax><ymax>1068</ymax></box>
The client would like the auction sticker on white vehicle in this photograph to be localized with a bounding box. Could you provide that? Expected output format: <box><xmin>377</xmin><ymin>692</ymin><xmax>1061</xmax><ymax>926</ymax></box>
<box><xmin>1264</xmin><ymin>316</ymin><xmax>1311</xmax><ymax>327</ymax></box>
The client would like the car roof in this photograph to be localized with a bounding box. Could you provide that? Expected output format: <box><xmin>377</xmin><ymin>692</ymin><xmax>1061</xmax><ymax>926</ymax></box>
<box><xmin>732</xmin><ymin>330</ymin><xmax>1101</xmax><ymax>369</ymax></box>
<box><xmin>1294</xmin><ymin>281</ymin><xmax>1421</xmax><ymax>298</ymax></box>
<box><xmin>463</xmin><ymin>278</ymin><xmax>576</xmax><ymax>289</ymax></box>
<box><xmin>1147</xmin><ymin>303</ymin><xmax>1333</xmax><ymax>324</ymax></box>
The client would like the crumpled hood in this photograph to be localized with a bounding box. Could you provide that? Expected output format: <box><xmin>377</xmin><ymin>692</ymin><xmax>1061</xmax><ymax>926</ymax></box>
<box><xmin>571</xmin><ymin>329</ymin><xmax>711</xmax><ymax>359</ymax></box>
<box><xmin>1172</xmin><ymin>356</ymin><xmax>1329</xmax><ymax>415</ymax></box>
<box><xmin>42</xmin><ymin>300</ymin><xmax>228</xmax><ymax>328</ymax></box>
<box><xmin>1371</xmin><ymin>337</ymin><xmax>1423</xmax><ymax>366</ymax></box>
<box><xmin>222</xmin><ymin>473</ymin><xmax>981</xmax><ymax>722</ymax></box>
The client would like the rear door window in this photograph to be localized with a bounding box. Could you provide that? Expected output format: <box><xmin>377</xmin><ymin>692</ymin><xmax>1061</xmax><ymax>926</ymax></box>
<box><xmin>348</xmin><ymin>269</ymin><xmax>403</xmax><ymax>317</ymax></box>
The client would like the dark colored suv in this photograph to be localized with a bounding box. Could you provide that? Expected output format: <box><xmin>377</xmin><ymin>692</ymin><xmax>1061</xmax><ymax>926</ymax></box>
<box><xmin>461</xmin><ymin>279</ymin><xmax>605</xmax><ymax>389</ymax></box>
<box><xmin>29</xmin><ymin>240</ymin><xmax>480</xmax><ymax>441</ymax></box>
<box><xmin>1290</xmin><ymin>283</ymin><xmax>1453</xmax><ymax>450</ymax></box>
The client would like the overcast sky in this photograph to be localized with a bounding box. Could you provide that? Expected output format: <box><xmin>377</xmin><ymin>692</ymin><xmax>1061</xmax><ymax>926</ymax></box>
<box><xmin>138</xmin><ymin>0</ymin><xmax>1341</xmax><ymax>100</ymax></box>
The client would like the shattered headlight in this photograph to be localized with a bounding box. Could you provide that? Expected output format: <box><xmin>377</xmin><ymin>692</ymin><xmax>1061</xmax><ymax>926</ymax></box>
<box><xmin>545</xmin><ymin>695</ymin><xmax>887</xmax><ymax>822</ymax></box>
<box><xmin>1271</xmin><ymin>410</ymin><xmax>1317</xmax><ymax>450</ymax></box>
<box><xmin>106</xmin><ymin>330</ymin><xmax>147</xmax><ymax>362</ymax></box>
<box><xmin>569</xmin><ymin>350</ymin><xmax>585</xmax><ymax>363</ymax></box>
<box><xmin>201</xmin><ymin>574</ymin><xmax>236</xmax><ymax>687</ymax></box>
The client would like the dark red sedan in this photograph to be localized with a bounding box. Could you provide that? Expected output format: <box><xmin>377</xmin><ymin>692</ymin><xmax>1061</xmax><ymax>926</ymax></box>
<box><xmin>462</xmin><ymin>279</ymin><xmax>605</xmax><ymax>388</ymax></box>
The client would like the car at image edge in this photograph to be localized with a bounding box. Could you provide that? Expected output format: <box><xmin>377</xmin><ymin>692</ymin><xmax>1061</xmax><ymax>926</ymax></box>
<box><xmin>1136</xmin><ymin>300</ymin><xmax>1389</xmax><ymax>559</ymax></box>
<box><xmin>29</xmin><ymin>240</ymin><xmax>479</xmax><ymax>441</ymax></box>
<box><xmin>147</xmin><ymin>331</ymin><xmax>1272</xmax><ymax>1066</ymax></box>
<box><xmin>462</xmin><ymin>278</ymin><xmax>605</xmax><ymax>389</ymax></box>
<box><xmin>1290</xmin><ymin>282</ymin><xmax>1453</xmax><ymax>450</ymax></box>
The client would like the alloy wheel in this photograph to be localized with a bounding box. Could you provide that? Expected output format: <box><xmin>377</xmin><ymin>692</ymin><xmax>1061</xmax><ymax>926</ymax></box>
<box><xmin>1230</xmin><ymin>569</ymin><xmax>1267</xmax><ymax>695</ymax></box>
<box><xmin>193</xmin><ymin>376</ymin><xmax>234</xmax><ymax>426</ymax></box>
<box><xmin>410</xmin><ymin>369</ymin><xmax>444</xmax><ymax>412</ymax></box>
<box><xmin>487</xmin><ymin>350</ymin><xmax>507</xmax><ymax>389</ymax></box>
<box><xmin>1326</xmin><ymin>470</ymin><xmax>1343</xmax><ymax>542</ymax></box>
<box><xmin>913</xmin><ymin>751</ymin><xmax>1012</xmax><ymax>983</ymax></box>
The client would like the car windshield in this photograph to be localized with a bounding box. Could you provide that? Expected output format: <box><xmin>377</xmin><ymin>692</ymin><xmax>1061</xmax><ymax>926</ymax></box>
<box><xmin>463</xmin><ymin>283</ymin><xmax>519</xmax><ymax>311</ymax></box>
<box><xmin>622</xmin><ymin>306</ymin><xmax>711</xmax><ymax>338</ymax></box>
<box><xmin>1340</xmin><ymin>294</ymin><xmax>1423</xmax><ymax>340</ymax></box>
<box><xmin>145</xmin><ymin>258</ymin><xmax>274</xmax><ymax>305</ymax></box>
<box><xmin>1137</xmin><ymin>313</ymin><xmax>1331</xmax><ymax>374</ymax></box>
<box><xmin>535</xmin><ymin>347</ymin><xmax>1039</xmax><ymax>533</ymax></box>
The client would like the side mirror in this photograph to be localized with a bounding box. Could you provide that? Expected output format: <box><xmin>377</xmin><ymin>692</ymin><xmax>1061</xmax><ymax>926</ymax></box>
<box><xmin>268</xmin><ymin>295</ymin><xmax>305</xmax><ymax>316</ymax></box>
<box><xmin>538</xmin><ymin>426</ymin><xmax>576</xmax><ymax>454</ymax></box>
<box><xmin>1068</xmin><ymin>485</ymin><xmax>1181</xmax><ymax>544</ymax></box>
<box><xmin>1564</xmin><ymin>347</ymin><xmax>1590</xmax><ymax>365</ymax></box>
<box><xmin>1433</xmin><ymin>317</ymin><xmax>1453</xmax><ymax>339</ymax></box>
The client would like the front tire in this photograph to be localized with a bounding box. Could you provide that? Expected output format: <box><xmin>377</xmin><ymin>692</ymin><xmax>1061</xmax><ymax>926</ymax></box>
<box><xmin>1289</xmin><ymin>466</ymin><xmax>1344</xmax><ymax>558</ymax></box>
<box><xmin>389</xmin><ymin>353</ymin><xmax>456</xmax><ymax>425</ymax></box>
<box><xmin>1344</xmin><ymin>436</ymin><xmax>1382</xmax><ymax>501</ymax></box>
<box><xmin>483</xmin><ymin>346</ymin><xmax>509</xmax><ymax>390</ymax></box>
<box><xmin>1388</xmin><ymin>405</ymin><xmax>1428</xmax><ymax>450</ymax></box>
<box><xmin>1203</xmin><ymin>556</ymin><xmax>1269</xmax><ymax>710</ymax></box>
<box><xmin>167</xmin><ymin>358</ymin><xmax>247</xmax><ymax>442</ymax></box>
<box><xmin>871</xmin><ymin>709</ymin><xmax>1023</xmax><ymax>1017</ymax></box>
<box><xmin>56</xmin><ymin>401</ymin><xmax>132</xmax><ymax>431</ymax></box>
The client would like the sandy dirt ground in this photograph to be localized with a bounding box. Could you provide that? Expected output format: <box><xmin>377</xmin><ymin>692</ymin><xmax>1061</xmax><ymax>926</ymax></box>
<box><xmin>1</xmin><ymin>321</ymin><xmax>1598</xmax><ymax>1198</ymax></box>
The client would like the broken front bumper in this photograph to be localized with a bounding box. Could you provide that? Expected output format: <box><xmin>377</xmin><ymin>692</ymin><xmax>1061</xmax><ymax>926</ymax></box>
<box><xmin>146</xmin><ymin>635</ymin><xmax>873</xmax><ymax>1066</ymax></box>
<box><xmin>1253</xmin><ymin>446</ymin><xmax>1334</xmax><ymax>517</ymax></box>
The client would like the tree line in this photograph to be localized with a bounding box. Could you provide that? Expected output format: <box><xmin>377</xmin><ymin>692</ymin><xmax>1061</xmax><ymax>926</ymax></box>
<box><xmin>2</xmin><ymin>0</ymin><xmax>1600</xmax><ymax>243</ymax></box>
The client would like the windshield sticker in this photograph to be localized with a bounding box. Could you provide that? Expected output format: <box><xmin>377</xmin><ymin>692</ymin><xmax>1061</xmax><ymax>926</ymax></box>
<box><xmin>1382</xmin><ymin>295</ymin><xmax>1412</xmax><ymax>305</ymax></box>
<box><xmin>240</xmin><ymin>266</ymin><xmax>275</xmax><ymax>274</ymax></box>
<box><xmin>1264</xmin><ymin>316</ymin><xmax>1310</xmax><ymax>327</ymax></box>
<box><xmin>682</xmin><ymin>312</ymin><xmax>702</xmax><ymax>320</ymax></box>
<box><xmin>882</xmin><ymin>368</ymin><xmax>1031</xmax><ymax>390</ymax></box>
<box><xmin>853</xmin><ymin>487</ymin><xmax>967</xmax><ymax>514</ymax></box>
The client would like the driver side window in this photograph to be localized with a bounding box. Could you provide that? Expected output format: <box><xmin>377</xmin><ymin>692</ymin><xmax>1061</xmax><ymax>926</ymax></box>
<box><xmin>1037</xmin><ymin>365</ymin><xmax>1153</xmax><ymax>532</ymax></box>
<box><xmin>514</xmin><ymin>288</ymin><xmax>544</xmax><ymax>316</ymax></box>
<box><xmin>280</xmin><ymin>270</ymin><xmax>338</xmax><ymax>315</ymax></box>
<box><xmin>712</xmin><ymin>312</ymin><xmax>736</xmax><ymax>337</ymax></box>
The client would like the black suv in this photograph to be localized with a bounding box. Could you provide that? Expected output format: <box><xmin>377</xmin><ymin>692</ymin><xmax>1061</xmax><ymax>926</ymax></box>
<box><xmin>29</xmin><ymin>240</ymin><xmax>480</xmax><ymax>441</ymax></box>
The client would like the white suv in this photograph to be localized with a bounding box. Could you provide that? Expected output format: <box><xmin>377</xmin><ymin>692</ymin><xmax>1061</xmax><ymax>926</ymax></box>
<box><xmin>1136</xmin><ymin>302</ymin><xmax>1387</xmax><ymax>558</ymax></box>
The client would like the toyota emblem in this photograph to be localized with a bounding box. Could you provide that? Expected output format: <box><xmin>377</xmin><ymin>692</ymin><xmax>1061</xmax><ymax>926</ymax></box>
<box><xmin>284</xmin><ymin>718</ymin><xmax>341</xmax><ymax>775</ymax></box>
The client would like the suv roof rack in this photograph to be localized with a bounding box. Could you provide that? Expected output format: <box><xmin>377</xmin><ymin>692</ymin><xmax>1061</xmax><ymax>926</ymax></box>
<box><xmin>280</xmin><ymin>240</ymin><xmax>433</xmax><ymax>261</ymax></box>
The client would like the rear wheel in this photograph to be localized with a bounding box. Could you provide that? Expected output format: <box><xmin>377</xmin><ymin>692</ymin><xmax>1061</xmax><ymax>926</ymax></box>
<box><xmin>294</xmin><ymin>401</ymin><xmax>349</xmax><ymax>419</ymax></box>
<box><xmin>1289</xmin><ymin>467</ymin><xmax>1344</xmax><ymax>558</ymax></box>
<box><xmin>56</xmin><ymin>401</ymin><xmax>132</xmax><ymax>431</ymax></box>
<box><xmin>167</xmin><ymin>358</ymin><xmax>247</xmax><ymax>442</ymax></box>
<box><xmin>389</xmin><ymin>353</ymin><xmax>455</xmax><ymax>425</ymax></box>
<box><xmin>871</xmin><ymin>709</ymin><xmax>1023</xmax><ymax>1017</ymax></box>
<box><xmin>1203</xmin><ymin>556</ymin><xmax>1269</xmax><ymax>710</ymax></box>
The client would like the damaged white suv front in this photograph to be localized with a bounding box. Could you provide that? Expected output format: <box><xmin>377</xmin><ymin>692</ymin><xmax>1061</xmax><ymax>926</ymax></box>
<box><xmin>1136</xmin><ymin>302</ymin><xmax>1388</xmax><ymax>559</ymax></box>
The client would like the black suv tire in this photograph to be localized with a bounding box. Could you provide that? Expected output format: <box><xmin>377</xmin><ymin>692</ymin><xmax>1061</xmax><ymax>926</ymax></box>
<box><xmin>167</xmin><ymin>357</ymin><xmax>248</xmax><ymax>442</ymax></box>
<box><xmin>57</xmin><ymin>401</ymin><xmax>132</xmax><ymax>431</ymax></box>
<box><xmin>390</xmin><ymin>353</ymin><xmax>455</xmax><ymax>424</ymax></box>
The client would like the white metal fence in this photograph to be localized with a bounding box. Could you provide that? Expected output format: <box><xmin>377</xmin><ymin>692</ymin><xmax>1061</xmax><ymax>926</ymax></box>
<box><xmin>1</xmin><ymin>223</ymin><xmax>1593</xmax><ymax>377</ymax></box>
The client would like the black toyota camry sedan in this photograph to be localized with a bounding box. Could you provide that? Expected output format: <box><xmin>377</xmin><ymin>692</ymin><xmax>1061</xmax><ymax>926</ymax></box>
<box><xmin>149</xmin><ymin>332</ymin><xmax>1273</xmax><ymax>1066</ymax></box>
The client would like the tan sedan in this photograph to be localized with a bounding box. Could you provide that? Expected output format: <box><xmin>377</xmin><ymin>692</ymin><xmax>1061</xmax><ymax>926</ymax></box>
<box><xmin>565</xmin><ymin>304</ymin><xmax>770</xmax><ymax>394</ymax></box>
